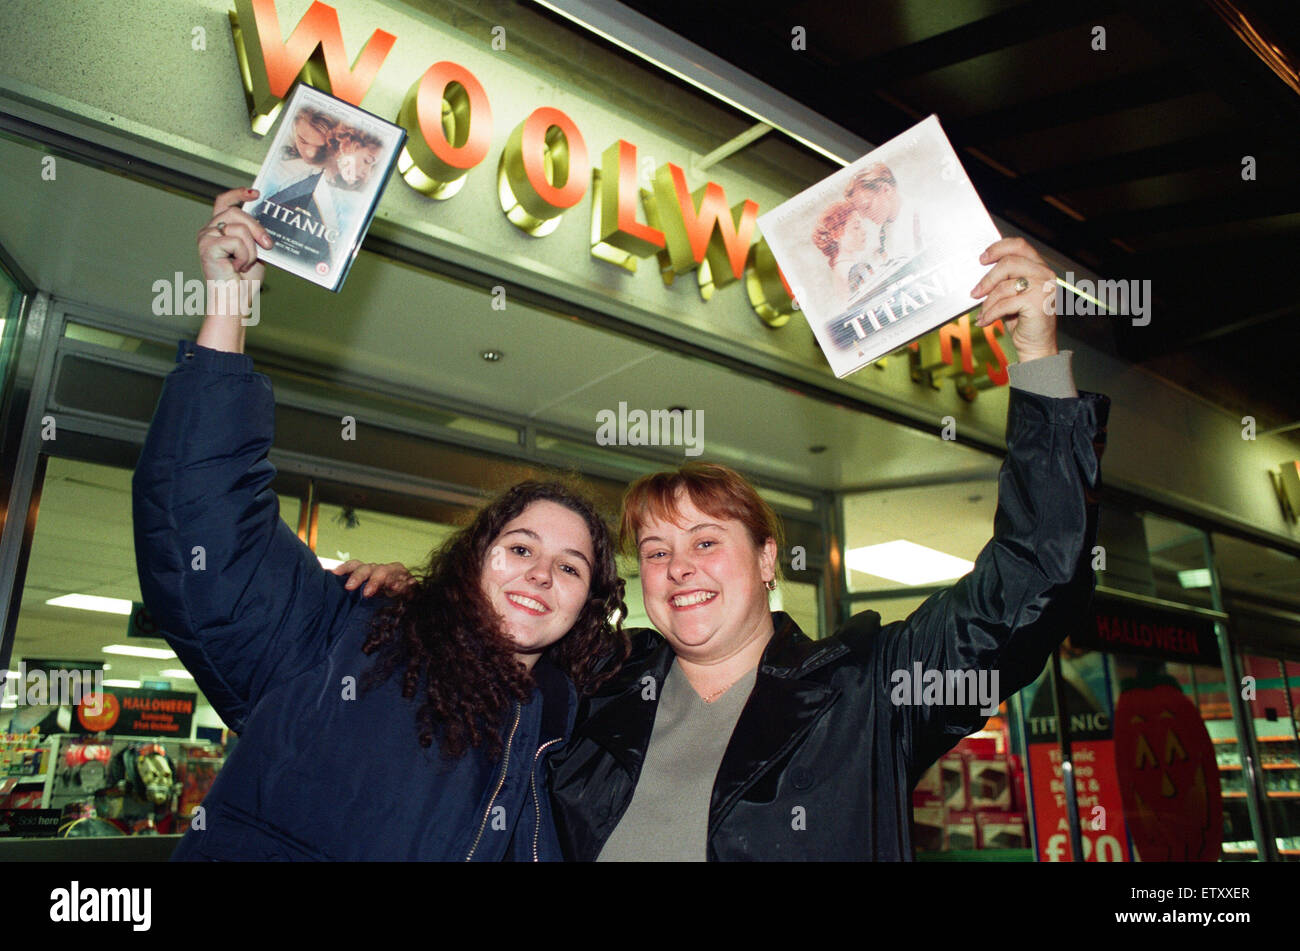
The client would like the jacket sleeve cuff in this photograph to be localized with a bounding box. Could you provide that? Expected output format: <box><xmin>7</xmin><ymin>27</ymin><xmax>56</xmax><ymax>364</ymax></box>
<box><xmin>1007</xmin><ymin>350</ymin><xmax>1077</xmax><ymax>398</ymax></box>
<box><xmin>175</xmin><ymin>339</ymin><xmax>255</xmax><ymax>375</ymax></box>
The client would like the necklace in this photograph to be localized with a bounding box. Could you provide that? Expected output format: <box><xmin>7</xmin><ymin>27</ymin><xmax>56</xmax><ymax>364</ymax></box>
<box><xmin>702</xmin><ymin>680</ymin><xmax>737</xmax><ymax>703</ymax></box>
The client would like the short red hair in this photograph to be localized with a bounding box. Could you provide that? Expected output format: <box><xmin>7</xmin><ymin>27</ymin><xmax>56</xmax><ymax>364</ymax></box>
<box><xmin>620</xmin><ymin>462</ymin><xmax>785</xmax><ymax>565</ymax></box>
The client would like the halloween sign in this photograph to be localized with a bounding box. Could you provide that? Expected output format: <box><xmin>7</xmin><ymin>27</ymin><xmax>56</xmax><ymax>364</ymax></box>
<box><xmin>1114</xmin><ymin>679</ymin><xmax>1223</xmax><ymax>861</ymax></box>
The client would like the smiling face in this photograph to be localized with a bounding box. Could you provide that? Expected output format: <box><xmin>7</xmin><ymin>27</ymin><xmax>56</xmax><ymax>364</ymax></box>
<box><xmin>636</xmin><ymin>491</ymin><xmax>777</xmax><ymax>664</ymax></box>
<box><xmin>478</xmin><ymin>500</ymin><xmax>595</xmax><ymax>668</ymax></box>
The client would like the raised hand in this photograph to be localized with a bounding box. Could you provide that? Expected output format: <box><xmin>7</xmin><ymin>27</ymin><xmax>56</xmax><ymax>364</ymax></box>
<box><xmin>970</xmin><ymin>237</ymin><xmax>1059</xmax><ymax>363</ymax></box>
<box><xmin>195</xmin><ymin>187</ymin><xmax>274</xmax><ymax>353</ymax></box>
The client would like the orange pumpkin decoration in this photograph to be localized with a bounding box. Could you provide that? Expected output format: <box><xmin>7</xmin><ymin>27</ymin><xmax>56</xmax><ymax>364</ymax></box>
<box><xmin>1114</xmin><ymin>679</ymin><xmax>1222</xmax><ymax>861</ymax></box>
<box><xmin>77</xmin><ymin>691</ymin><xmax>121</xmax><ymax>732</ymax></box>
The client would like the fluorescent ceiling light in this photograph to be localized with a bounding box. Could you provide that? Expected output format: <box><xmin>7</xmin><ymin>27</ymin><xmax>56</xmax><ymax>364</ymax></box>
<box><xmin>101</xmin><ymin>644</ymin><xmax>176</xmax><ymax>660</ymax></box>
<box><xmin>1178</xmin><ymin>568</ymin><xmax>1212</xmax><ymax>589</ymax></box>
<box><xmin>102</xmin><ymin>679</ymin><xmax>141</xmax><ymax>688</ymax></box>
<box><xmin>159</xmin><ymin>669</ymin><xmax>194</xmax><ymax>680</ymax></box>
<box><xmin>46</xmin><ymin>594</ymin><xmax>134</xmax><ymax>615</ymax></box>
<box><xmin>846</xmin><ymin>540</ymin><xmax>975</xmax><ymax>586</ymax></box>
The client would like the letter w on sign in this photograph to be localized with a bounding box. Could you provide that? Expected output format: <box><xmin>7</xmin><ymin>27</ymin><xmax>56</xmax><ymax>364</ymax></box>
<box><xmin>234</xmin><ymin>0</ymin><xmax>396</xmax><ymax>126</ymax></box>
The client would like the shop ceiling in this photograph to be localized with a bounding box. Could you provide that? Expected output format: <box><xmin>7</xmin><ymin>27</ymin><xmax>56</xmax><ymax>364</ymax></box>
<box><xmin>604</xmin><ymin>0</ymin><xmax>1300</xmax><ymax>433</ymax></box>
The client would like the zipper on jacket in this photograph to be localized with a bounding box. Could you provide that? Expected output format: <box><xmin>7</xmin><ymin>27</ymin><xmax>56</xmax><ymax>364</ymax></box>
<box><xmin>530</xmin><ymin>737</ymin><xmax>563</xmax><ymax>861</ymax></box>
<box><xmin>464</xmin><ymin>703</ymin><xmax>522</xmax><ymax>861</ymax></box>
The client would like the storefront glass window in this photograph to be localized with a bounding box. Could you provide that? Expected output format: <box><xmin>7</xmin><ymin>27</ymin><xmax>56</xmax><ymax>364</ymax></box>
<box><xmin>841</xmin><ymin>467</ymin><xmax>1002</xmax><ymax>623</ymax></box>
<box><xmin>1237</xmin><ymin>652</ymin><xmax>1300</xmax><ymax>858</ymax></box>
<box><xmin>0</xmin><ymin>458</ymin><xmax>306</xmax><ymax>839</ymax></box>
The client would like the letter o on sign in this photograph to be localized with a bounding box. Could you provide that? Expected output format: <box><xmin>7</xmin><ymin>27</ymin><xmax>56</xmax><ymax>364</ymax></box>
<box><xmin>498</xmin><ymin>107</ymin><xmax>589</xmax><ymax>236</ymax></box>
<box><xmin>397</xmin><ymin>61</ymin><xmax>493</xmax><ymax>199</ymax></box>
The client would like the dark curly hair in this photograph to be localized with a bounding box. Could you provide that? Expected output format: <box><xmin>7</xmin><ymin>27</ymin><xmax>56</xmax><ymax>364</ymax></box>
<box><xmin>361</xmin><ymin>480</ymin><xmax>629</xmax><ymax>760</ymax></box>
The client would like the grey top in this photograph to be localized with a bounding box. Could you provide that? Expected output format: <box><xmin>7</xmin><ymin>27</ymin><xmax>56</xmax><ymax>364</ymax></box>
<box><xmin>596</xmin><ymin>660</ymin><xmax>759</xmax><ymax>862</ymax></box>
<box><xmin>1007</xmin><ymin>349</ymin><xmax>1077</xmax><ymax>398</ymax></box>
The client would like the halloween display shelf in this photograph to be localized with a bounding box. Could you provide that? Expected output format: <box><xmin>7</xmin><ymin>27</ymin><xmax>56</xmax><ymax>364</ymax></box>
<box><xmin>1</xmin><ymin>733</ymin><xmax>225</xmax><ymax>838</ymax></box>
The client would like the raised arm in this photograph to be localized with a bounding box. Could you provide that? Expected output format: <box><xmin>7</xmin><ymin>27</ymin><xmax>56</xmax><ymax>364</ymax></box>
<box><xmin>131</xmin><ymin>189</ymin><xmax>360</xmax><ymax>732</ymax></box>
<box><xmin>876</xmin><ymin>238</ymin><xmax>1110</xmax><ymax>779</ymax></box>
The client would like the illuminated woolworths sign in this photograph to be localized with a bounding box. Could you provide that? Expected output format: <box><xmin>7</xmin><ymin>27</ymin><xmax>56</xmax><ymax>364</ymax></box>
<box><xmin>230</xmin><ymin>0</ymin><xmax>1009</xmax><ymax>395</ymax></box>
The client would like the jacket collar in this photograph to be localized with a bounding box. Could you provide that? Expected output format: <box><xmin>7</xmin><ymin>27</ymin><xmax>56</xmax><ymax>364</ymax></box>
<box><xmin>571</xmin><ymin>633</ymin><xmax>675</xmax><ymax>775</ymax></box>
<box><xmin>574</xmin><ymin>613</ymin><xmax>845</xmax><ymax>809</ymax></box>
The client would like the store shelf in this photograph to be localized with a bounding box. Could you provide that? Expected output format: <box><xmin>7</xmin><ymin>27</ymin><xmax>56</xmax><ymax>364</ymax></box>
<box><xmin>4</xmin><ymin>773</ymin><xmax>49</xmax><ymax>783</ymax></box>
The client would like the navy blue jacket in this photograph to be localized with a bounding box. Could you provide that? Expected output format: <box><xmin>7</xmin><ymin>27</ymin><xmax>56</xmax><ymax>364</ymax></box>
<box><xmin>132</xmin><ymin>341</ymin><xmax>576</xmax><ymax>860</ymax></box>
<box><xmin>550</xmin><ymin>386</ymin><xmax>1110</xmax><ymax>860</ymax></box>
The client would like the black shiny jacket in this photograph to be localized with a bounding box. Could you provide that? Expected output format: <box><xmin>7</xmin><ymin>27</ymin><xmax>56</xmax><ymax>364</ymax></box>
<box><xmin>549</xmin><ymin>387</ymin><xmax>1110</xmax><ymax>860</ymax></box>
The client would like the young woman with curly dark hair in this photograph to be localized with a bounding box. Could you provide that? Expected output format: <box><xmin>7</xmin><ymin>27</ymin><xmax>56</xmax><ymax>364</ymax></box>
<box><xmin>132</xmin><ymin>187</ymin><xmax>628</xmax><ymax>861</ymax></box>
<box><xmin>359</xmin><ymin>479</ymin><xmax>628</xmax><ymax>761</ymax></box>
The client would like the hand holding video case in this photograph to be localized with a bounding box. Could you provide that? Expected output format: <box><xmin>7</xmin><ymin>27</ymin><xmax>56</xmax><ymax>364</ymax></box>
<box><xmin>757</xmin><ymin>115</ymin><xmax>1002</xmax><ymax>378</ymax></box>
<box><xmin>243</xmin><ymin>82</ymin><xmax>406</xmax><ymax>293</ymax></box>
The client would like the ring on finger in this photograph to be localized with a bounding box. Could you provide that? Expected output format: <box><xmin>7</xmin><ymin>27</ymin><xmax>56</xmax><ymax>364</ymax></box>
<box><xmin>216</xmin><ymin>221</ymin><xmax>227</xmax><ymax>235</ymax></box>
<box><xmin>1013</xmin><ymin>276</ymin><xmax>1029</xmax><ymax>293</ymax></box>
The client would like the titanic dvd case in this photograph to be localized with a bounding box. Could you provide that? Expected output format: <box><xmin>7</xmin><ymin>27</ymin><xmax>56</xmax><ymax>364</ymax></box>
<box><xmin>243</xmin><ymin>82</ymin><xmax>405</xmax><ymax>293</ymax></box>
<box><xmin>757</xmin><ymin>115</ymin><xmax>1002</xmax><ymax>378</ymax></box>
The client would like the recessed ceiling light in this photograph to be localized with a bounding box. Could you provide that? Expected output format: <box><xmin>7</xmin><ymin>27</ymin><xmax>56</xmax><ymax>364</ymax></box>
<box><xmin>46</xmin><ymin>594</ymin><xmax>134</xmax><ymax>615</ymax></box>
<box><xmin>846</xmin><ymin>540</ymin><xmax>974</xmax><ymax>586</ymax></box>
<box><xmin>102</xmin><ymin>679</ymin><xmax>142</xmax><ymax>688</ymax></box>
<box><xmin>159</xmin><ymin>669</ymin><xmax>194</xmax><ymax>680</ymax></box>
<box><xmin>481</xmin><ymin>350</ymin><xmax>504</xmax><ymax>362</ymax></box>
<box><xmin>1178</xmin><ymin>568</ymin><xmax>1212</xmax><ymax>589</ymax></box>
<box><xmin>101</xmin><ymin>644</ymin><xmax>176</xmax><ymax>660</ymax></box>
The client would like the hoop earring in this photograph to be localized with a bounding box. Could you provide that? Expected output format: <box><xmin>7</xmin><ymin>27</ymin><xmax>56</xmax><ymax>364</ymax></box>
<box><xmin>764</xmin><ymin>580</ymin><xmax>777</xmax><ymax>591</ymax></box>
